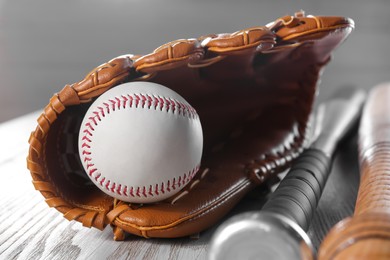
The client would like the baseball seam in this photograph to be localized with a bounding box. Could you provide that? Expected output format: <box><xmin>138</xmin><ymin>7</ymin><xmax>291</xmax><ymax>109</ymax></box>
<box><xmin>80</xmin><ymin>92</ymin><xmax>200</xmax><ymax>199</ymax></box>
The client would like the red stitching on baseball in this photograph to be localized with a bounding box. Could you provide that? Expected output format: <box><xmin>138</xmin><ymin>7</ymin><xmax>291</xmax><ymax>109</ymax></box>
<box><xmin>82</xmin><ymin>136</ymin><xmax>92</xmax><ymax>142</ymax></box>
<box><xmin>83</xmin><ymin>157</ymin><xmax>91</xmax><ymax>163</ymax></box>
<box><xmin>89</xmin><ymin>168</ymin><xmax>97</xmax><ymax>176</ymax></box>
<box><xmin>89</xmin><ymin>166</ymin><xmax>203</xmax><ymax>197</ymax></box>
<box><xmin>128</xmin><ymin>94</ymin><xmax>134</xmax><ymax>108</ymax></box>
<box><xmin>97</xmin><ymin>106</ymin><xmax>105</xmax><ymax>117</ymax></box>
<box><xmin>83</xmin><ymin>129</ymin><xmax>93</xmax><ymax>137</ymax></box>
<box><xmin>158</xmin><ymin>97</ymin><xmax>164</xmax><ymax>110</ymax></box>
<box><xmin>81</xmin><ymin>143</ymin><xmax>91</xmax><ymax>149</ymax></box>
<box><xmin>93</xmin><ymin>111</ymin><xmax>101</xmax><ymax>121</ymax></box>
<box><xmin>85</xmin><ymin>122</ymin><xmax>95</xmax><ymax>131</ymax></box>
<box><xmin>166</xmin><ymin>180</ymin><xmax>171</xmax><ymax>192</ymax></box>
<box><xmin>109</xmin><ymin>99</ymin><xmax>117</xmax><ymax>111</ymax></box>
<box><xmin>103</xmin><ymin>102</ymin><xmax>110</xmax><ymax>114</ymax></box>
<box><xmin>134</xmin><ymin>94</ymin><xmax>140</xmax><ymax>107</ymax></box>
<box><xmin>117</xmin><ymin>184</ymin><xmax>122</xmax><ymax>195</ymax></box>
<box><xmin>89</xmin><ymin>116</ymin><xmax>97</xmax><ymax>125</ymax></box>
<box><xmin>115</xmin><ymin>97</ymin><xmax>121</xmax><ymax>109</ymax></box>
<box><xmin>80</xmin><ymin>92</ymin><xmax>200</xmax><ymax>199</ymax></box>
<box><xmin>142</xmin><ymin>187</ymin><xmax>147</xmax><ymax>197</ymax></box>
<box><xmin>121</xmin><ymin>95</ymin><xmax>128</xmax><ymax>108</ymax></box>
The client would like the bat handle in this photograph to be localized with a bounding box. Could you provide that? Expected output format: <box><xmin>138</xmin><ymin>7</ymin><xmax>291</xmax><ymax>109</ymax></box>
<box><xmin>262</xmin><ymin>148</ymin><xmax>331</xmax><ymax>231</ymax></box>
<box><xmin>354</xmin><ymin>142</ymin><xmax>390</xmax><ymax>216</ymax></box>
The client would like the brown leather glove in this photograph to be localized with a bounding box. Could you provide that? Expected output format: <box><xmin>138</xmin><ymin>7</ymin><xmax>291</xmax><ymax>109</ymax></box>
<box><xmin>27</xmin><ymin>11</ymin><xmax>354</xmax><ymax>240</ymax></box>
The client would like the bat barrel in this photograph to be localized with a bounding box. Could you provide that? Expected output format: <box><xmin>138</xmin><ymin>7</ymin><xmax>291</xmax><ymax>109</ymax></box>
<box><xmin>318</xmin><ymin>83</ymin><xmax>390</xmax><ymax>260</ymax></box>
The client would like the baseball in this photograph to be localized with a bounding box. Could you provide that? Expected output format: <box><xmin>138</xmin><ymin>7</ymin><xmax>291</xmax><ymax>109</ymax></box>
<box><xmin>78</xmin><ymin>81</ymin><xmax>203</xmax><ymax>203</ymax></box>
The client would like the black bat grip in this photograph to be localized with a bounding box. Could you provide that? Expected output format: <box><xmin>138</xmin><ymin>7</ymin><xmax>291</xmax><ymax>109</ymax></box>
<box><xmin>262</xmin><ymin>148</ymin><xmax>331</xmax><ymax>231</ymax></box>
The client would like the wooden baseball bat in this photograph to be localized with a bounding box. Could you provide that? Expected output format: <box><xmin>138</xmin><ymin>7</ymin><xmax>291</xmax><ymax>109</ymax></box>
<box><xmin>318</xmin><ymin>83</ymin><xmax>390</xmax><ymax>259</ymax></box>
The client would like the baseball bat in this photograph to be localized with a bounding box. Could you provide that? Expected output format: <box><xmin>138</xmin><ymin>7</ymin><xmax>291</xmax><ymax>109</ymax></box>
<box><xmin>208</xmin><ymin>87</ymin><xmax>366</xmax><ymax>260</ymax></box>
<box><xmin>318</xmin><ymin>83</ymin><xmax>390</xmax><ymax>260</ymax></box>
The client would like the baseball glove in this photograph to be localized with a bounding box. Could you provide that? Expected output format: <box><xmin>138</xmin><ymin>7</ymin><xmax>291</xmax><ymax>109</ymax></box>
<box><xmin>27</xmin><ymin>11</ymin><xmax>354</xmax><ymax>240</ymax></box>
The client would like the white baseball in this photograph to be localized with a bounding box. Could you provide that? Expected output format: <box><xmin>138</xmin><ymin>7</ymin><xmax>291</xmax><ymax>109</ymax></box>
<box><xmin>78</xmin><ymin>81</ymin><xmax>203</xmax><ymax>203</ymax></box>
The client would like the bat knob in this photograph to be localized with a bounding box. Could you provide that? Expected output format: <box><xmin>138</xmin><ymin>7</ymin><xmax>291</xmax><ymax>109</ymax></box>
<box><xmin>318</xmin><ymin>212</ymin><xmax>390</xmax><ymax>260</ymax></box>
<box><xmin>208</xmin><ymin>211</ymin><xmax>315</xmax><ymax>260</ymax></box>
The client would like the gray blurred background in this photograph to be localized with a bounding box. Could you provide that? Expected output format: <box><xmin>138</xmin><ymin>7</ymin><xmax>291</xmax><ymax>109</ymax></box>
<box><xmin>1</xmin><ymin>0</ymin><xmax>389</xmax><ymax>122</ymax></box>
